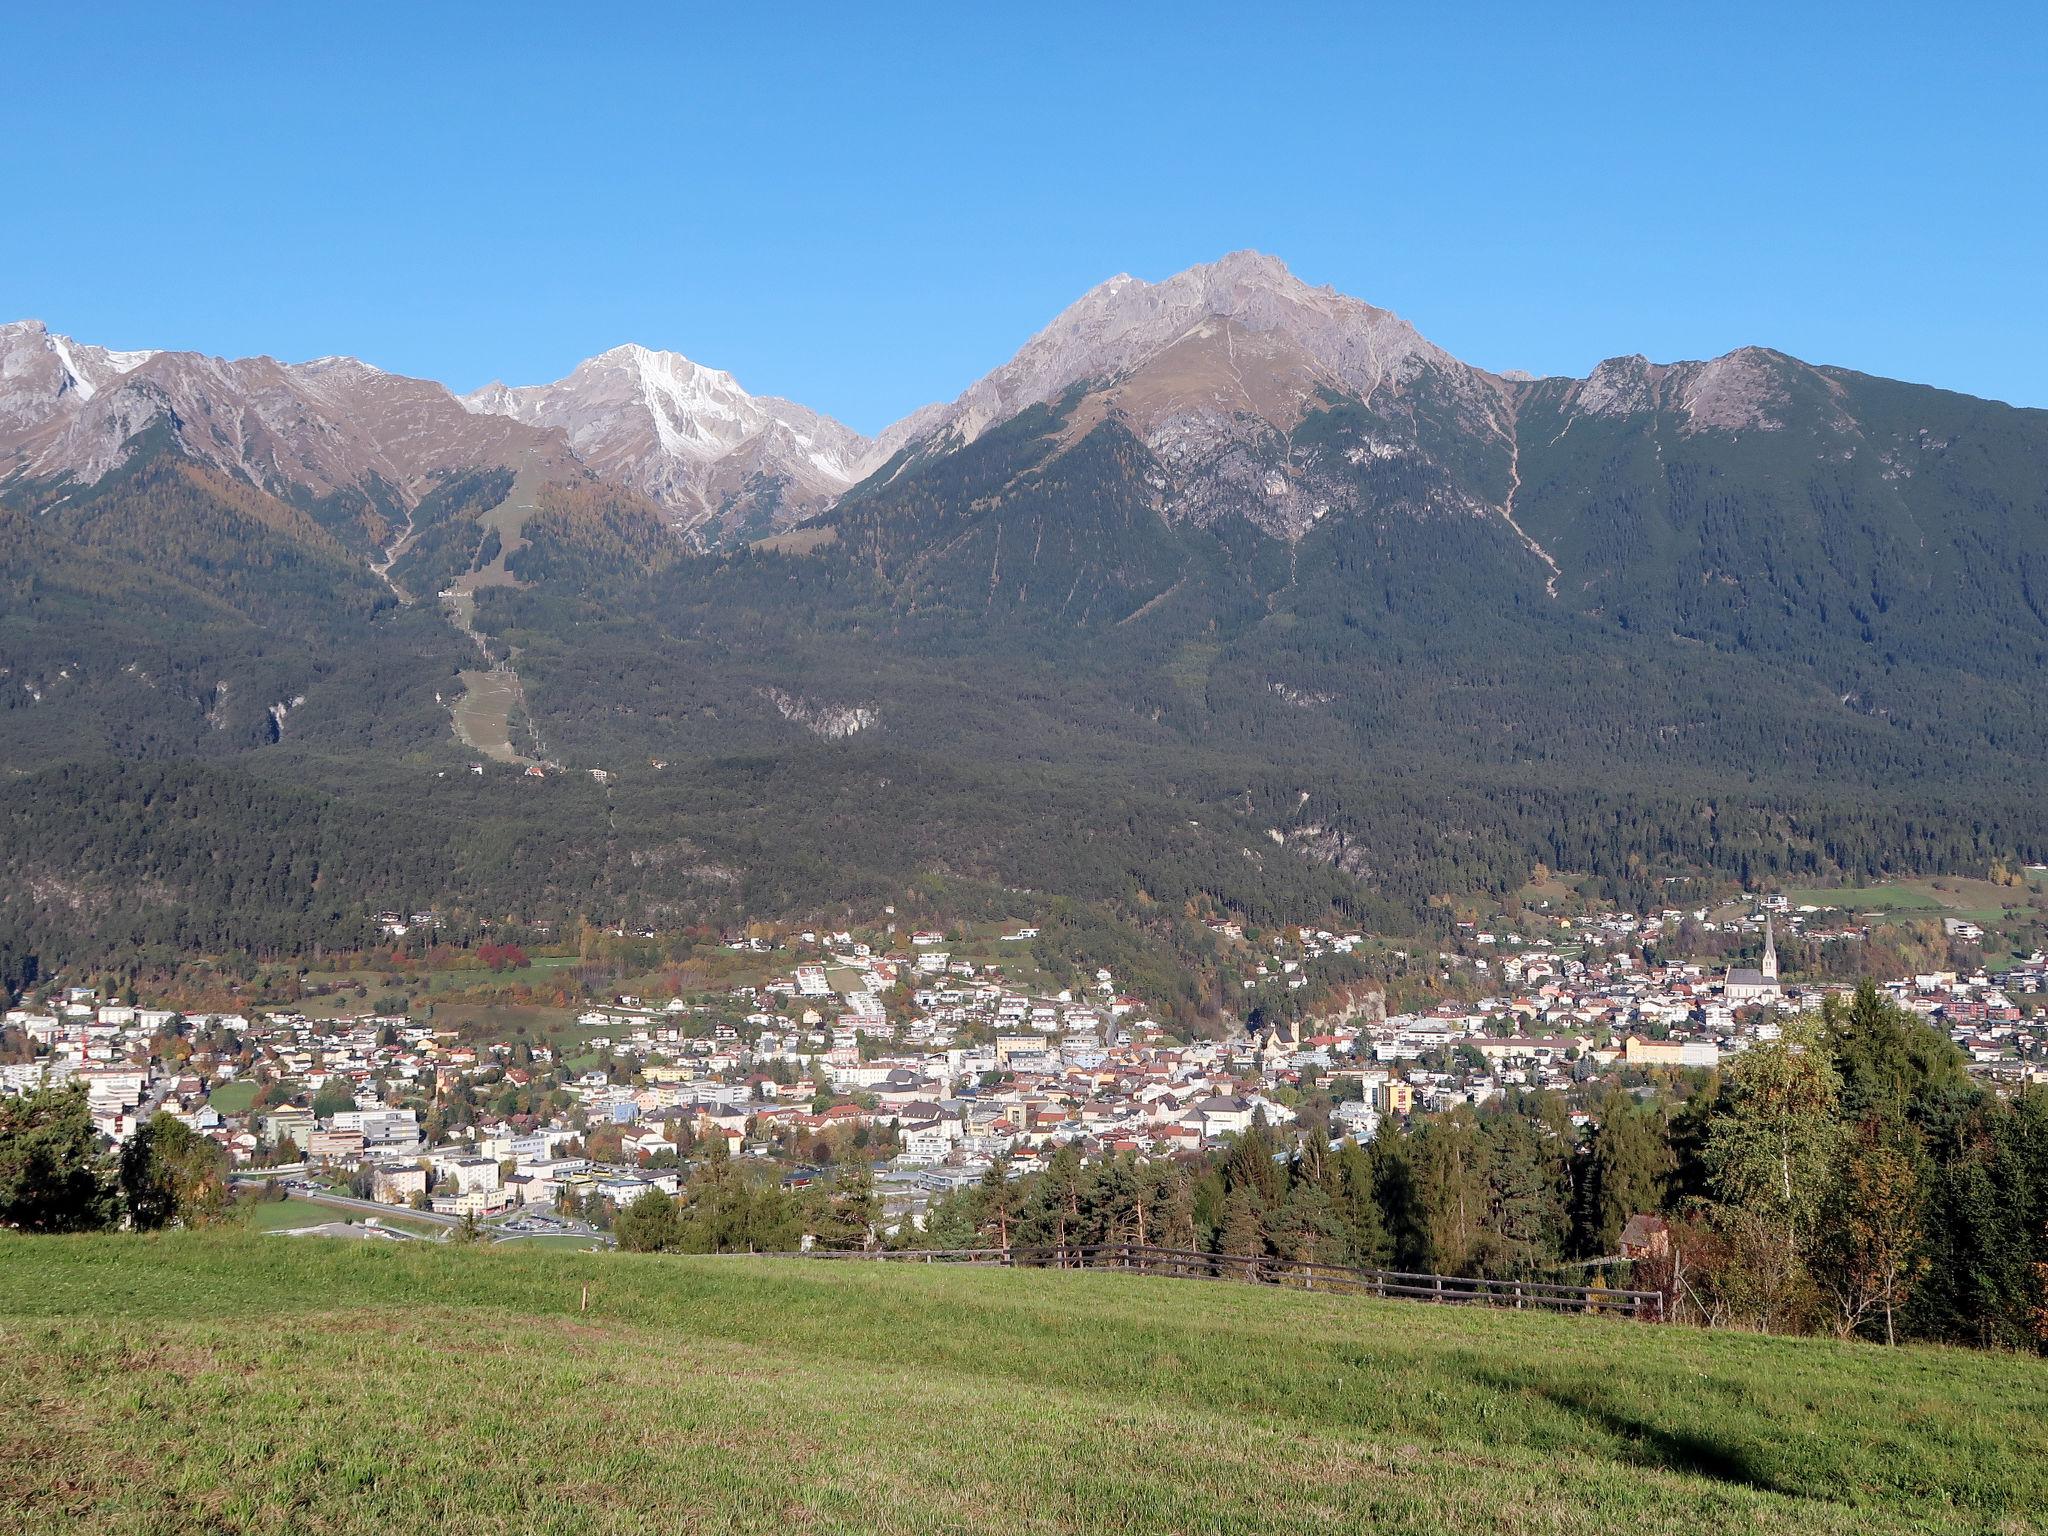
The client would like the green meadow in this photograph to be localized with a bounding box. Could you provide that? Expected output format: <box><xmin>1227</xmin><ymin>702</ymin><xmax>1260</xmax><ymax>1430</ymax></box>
<box><xmin>2</xmin><ymin>1232</ymin><xmax>2043</xmax><ymax>1534</ymax></box>
<box><xmin>203</xmin><ymin>1080</ymin><xmax>257</xmax><ymax>1116</ymax></box>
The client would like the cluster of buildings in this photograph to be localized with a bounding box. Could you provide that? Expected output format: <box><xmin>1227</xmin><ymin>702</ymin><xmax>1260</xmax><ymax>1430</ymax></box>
<box><xmin>6</xmin><ymin>899</ymin><xmax>2047</xmax><ymax>1237</ymax></box>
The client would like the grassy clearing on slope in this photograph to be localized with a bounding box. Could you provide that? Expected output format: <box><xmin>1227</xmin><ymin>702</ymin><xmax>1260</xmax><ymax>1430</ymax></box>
<box><xmin>0</xmin><ymin>1233</ymin><xmax>2043</xmax><ymax>1536</ymax></box>
<box><xmin>1785</xmin><ymin>877</ymin><xmax>2043</xmax><ymax>924</ymax></box>
<box><xmin>450</xmin><ymin>667</ymin><xmax>531</xmax><ymax>765</ymax></box>
<box><xmin>419</xmin><ymin>954</ymin><xmax>582</xmax><ymax>994</ymax></box>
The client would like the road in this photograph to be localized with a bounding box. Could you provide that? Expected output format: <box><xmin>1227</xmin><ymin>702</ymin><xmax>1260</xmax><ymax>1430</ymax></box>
<box><xmin>232</xmin><ymin>1181</ymin><xmax>455</xmax><ymax>1236</ymax></box>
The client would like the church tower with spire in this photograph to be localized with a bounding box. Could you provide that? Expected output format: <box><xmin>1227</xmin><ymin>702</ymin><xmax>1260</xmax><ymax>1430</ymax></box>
<box><xmin>1761</xmin><ymin>913</ymin><xmax>1779</xmax><ymax>982</ymax></box>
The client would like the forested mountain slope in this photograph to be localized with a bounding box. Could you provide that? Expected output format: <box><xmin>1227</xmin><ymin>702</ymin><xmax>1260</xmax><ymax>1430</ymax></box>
<box><xmin>5</xmin><ymin>257</ymin><xmax>2048</xmax><ymax>988</ymax></box>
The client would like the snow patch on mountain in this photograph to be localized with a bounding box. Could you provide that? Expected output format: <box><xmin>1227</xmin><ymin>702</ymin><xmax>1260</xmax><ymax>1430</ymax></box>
<box><xmin>462</xmin><ymin>344</ymin><xmax>884</xmax><ymax>538</ymax></box>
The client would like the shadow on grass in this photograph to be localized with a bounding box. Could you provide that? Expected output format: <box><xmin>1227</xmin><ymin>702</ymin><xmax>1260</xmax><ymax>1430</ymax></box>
<box><xmin>1475</xmin><ymin>1369</ymin><xmax>1789</xmax><ymax>1497</ymax></box>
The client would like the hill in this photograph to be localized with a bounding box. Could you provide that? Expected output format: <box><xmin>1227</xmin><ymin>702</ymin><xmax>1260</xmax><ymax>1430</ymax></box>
<box><xmin>2</xmin><ymin>1232</ymin><xmax>2044</xmax><ymax>1534</ymax></box>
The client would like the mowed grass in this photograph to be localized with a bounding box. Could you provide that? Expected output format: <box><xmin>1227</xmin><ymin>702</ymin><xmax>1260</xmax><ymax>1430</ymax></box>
<box><xmin>1</xmin><ymin>1235</ymin><xmax>2043</xmax><ymax>1536</ymax></box>
<box><xmin>450</xmin><ymin>668</ymin><xmax>530</xmax><ymax>765</ymax></box>
<box><xmin>243</xmin><ymin>1198</ymin><xmax>442</xmax><ymax>1238</ymax></box>
<box><xmin>204</xmin><ymin>1080</ymin><xmax>257</xmax><ymax>1115</ymax></box>
<box><xmin>243</xmin><ymin>1197</ymin><xmax>352</xmax><ymax>1232</ymax></box>
<box><xmin>493</xmin><ymin>1232</ymin><xmax>606</xmax><ymax>1251</ymax></box>
<box><xmin>427</xmin><ymin>1000</ymin><xmax>583</xmax><ymax>1043</ymax></box>
<box><xmin>420</xmin><ymin>954</ymin><xmax>582</xmax><ymax>994</ymax></box>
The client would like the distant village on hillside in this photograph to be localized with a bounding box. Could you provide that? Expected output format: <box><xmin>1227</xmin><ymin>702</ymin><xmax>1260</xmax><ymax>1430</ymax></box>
<box><xmin>6</xmin><ymin>891</ymin><xmax>2045</xmax><ymax>1242</ymax></box>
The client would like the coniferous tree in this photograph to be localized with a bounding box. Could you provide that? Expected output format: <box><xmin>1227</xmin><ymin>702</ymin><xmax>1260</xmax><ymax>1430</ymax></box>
<box><xmin>1333</xmin><ymin>1140</ymin><xmax>1389</xmax><ymax>1266</ymax></box>
<box><xmin>1574</xmin><ymin>1091</ymin><xmax>1673</xmax><ymax>1257</ymax></box>
<box><xmin>615</xmin><ymin>1188</ymin><xmax>680</xmax><ymax>1252</ymax></box>
<box><xmin>1408</xmin><ymin>1111</ymin><xmax>1487</xmax><ymax>1273</ymax></box>
<box><xmin>1217</xmin><ymin>1185</ymin><xmax>1266</xmax><ymax>1270</ymax></box>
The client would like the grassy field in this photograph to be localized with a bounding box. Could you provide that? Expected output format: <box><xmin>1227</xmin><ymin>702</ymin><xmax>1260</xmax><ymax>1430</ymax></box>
<box><xmin>449</xmin><ymin>667</ymin><xmax>532</xmax><ymax>765</ymax></box>
<box><xmin>751</xmin><ymin>524</ymin><xmax>839</xmax><ymax>555</ymax></box>
<box><xmin>244</xmin><ymin>1198</ymin><xmax>442</xmax><ymax>1238</ymax></box>
<box><xmin>420</xmin><ymin>954</ymin><xmax>582</xmax><ymax>994</ymax></box>
<box><xmin>205</xmin><ymin>1080</ymin><xmax>257</xmax><ymax>1115</ymax></box>
<box><xmin>243</xmin><ymin>1197</ymin><xmax>360</xmax><ymax>1232</ymax></box>
<box><xmin>1784</xmin><ymin>877</ymin><xmax>2042</xmax><ymax>926</ymax></box>
<box><xmin>492</xmin><ymin>1232</ymin><xmax>606</xmax><ymax>1251</ymax></box>
<box><xmin>2</xmin><ymin>1234</ymin><xmax>2044</xmax><ymax>1534</ymax></box>
<box><xmin>426</xmin><ymin>1000</ymin><xmax>582</xmax><ymax>1043</ymax></box>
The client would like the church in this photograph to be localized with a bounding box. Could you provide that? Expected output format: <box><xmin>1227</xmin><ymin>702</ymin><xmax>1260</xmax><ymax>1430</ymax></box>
<box><xmin>1723</xmin><ymin>914</ymin><xmax>1782</xmax><ymax>1006</ymax></box>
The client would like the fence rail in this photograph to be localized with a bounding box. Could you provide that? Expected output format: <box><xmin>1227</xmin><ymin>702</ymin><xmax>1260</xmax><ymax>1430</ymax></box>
<box><xmin>733</xmin><ymin>1243</ymin><xmax>1664</xmax><ymax>1321</ymax></box>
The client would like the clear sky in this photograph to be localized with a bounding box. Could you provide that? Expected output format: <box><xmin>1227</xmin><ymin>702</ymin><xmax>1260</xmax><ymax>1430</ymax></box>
<box><xmin>3</xmin><ymin>2</ymin><xmax>2042</xmax><ymax>433</ymax></box>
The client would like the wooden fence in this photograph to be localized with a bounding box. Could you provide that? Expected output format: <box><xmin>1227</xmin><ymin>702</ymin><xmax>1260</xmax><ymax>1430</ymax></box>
<box><xmin>737</xmin><ymin>1243</ymin><xmax>1665</xmax><ymax>1321</ymax></box>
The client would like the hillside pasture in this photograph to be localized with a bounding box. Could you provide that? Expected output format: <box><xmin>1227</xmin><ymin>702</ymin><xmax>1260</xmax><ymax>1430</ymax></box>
<box><xmin>1</xmin><ymin>1233</ymin><xmax>2043</xmax><ymax>1535</ymax></box>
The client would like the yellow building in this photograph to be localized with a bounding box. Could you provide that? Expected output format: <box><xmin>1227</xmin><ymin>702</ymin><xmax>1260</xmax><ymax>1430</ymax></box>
<box><xmin>1623</xmin><ymin>1035</ymin><xmax>1686</xmax><ymax>1068</ymax></box>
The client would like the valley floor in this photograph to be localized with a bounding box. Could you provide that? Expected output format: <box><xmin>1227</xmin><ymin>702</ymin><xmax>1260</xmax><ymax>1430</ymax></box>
<box><xmin>3</xmin><ymin>1234</ymin><xmax>2044</xmax><ymax>1534</ymax></box>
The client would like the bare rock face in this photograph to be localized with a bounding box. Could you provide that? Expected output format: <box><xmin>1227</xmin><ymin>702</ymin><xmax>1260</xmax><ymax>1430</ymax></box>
<box><xmin>874</xmin><ymin>251</ymin><xmax>1518</xmax><ymax>543</ymax></box>
<box><xmin>0</xmin><ymin>319</ymin><xmax>157</xmax><ymax>437</ymax></box>
<box><xmin>908</xmin><ymin>251</ymin><xmax>1490</xmax><ymax>445</ymax></box>
<box><xmin>0</xmin><ymin>260</ymin><xmax>1871</xmax><ymax>567</ymax></box>
<box><xmin>0</xmin><ymin>330</ymin><xmax>569</xmax><ymax>512</ymax></box>
<box><xmin>1562</xmin><ymin>346</ymin><xmax>1841</xmax><ymax>436</ymax></box>
<box><xmin>761</xmin><ymin>687</ymin><xmax>878</xmax><ymax>738</ymax></box>
<box><xmin>463</xmin><ymin>345</ymin><xmax>884</xmax><ymax>541</ymax></box>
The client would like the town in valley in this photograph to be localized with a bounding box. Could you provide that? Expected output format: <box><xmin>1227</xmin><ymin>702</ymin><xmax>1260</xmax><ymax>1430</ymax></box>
<box><xmin>10</xmin><ymin>881</ymin><xmax>2044</xmax><ymax>1247</ymax></box>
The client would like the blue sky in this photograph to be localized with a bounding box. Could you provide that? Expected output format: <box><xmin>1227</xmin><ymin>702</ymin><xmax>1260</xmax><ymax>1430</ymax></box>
<box><xmin>3</xmin><ymin>2</ymin><xmax>2042</xmax><ymax>433</ymax></box>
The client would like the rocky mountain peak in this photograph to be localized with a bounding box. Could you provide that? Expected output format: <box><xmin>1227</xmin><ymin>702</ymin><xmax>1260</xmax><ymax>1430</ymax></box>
<box><xmin>461</xmin><ymin>344</ymin><xmax>880</xmax><ymax>539</ymax></box>
<box><xmin>900</xmin><ymin>250</ymin><xmax>1485</xmax><ymax>454</ymax></box>
<box><xmin>0</xmin><ymin>332</ymin><xmax>565</xmax><ymax>516</ymax></box>
<box><xmin>1567</xmin><ymin>345</ymin><xmax>1820</xmax><ymax>435</ymax></box>
<box><xmin>0</xmin><ymin>319</ymin><xmax>158</xmax><ymax>435</ymax></box>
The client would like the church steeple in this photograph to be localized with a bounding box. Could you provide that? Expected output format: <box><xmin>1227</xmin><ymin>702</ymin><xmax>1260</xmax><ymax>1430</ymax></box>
<box><xmin>1762</xmin><ymin>912</ymin><xmax>1779</xmax><ymax>982</ymax></box>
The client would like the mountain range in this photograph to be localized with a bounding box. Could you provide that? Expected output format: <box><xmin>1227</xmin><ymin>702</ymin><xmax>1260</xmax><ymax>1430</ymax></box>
<box><xmin>5</xmin><ymin>252</ymin><xmax>2047</xmax><ymax>995</ymax></box>
<box><xmin>0</xmin><ymin>250</ymin><xmax>1905</xmax><ymax>550</ymax></box>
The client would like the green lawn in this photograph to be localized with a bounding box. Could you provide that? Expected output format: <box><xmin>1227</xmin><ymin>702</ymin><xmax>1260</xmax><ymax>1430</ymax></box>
<box><xmin>2</xmin><ymin>1234</ymin><xmax>2044</xmax><ymax>1534</ymax></box>
<box><xmin>205</xmin><ymin>1080</ymin><xmax>257</xmax><ymax>1116</ymax></box>
<box><xmin>1786</xmin><ymin>878</ymin><xmax>2030</xmax><ymax>920</ymax></box>
<box><xmin>242</xmin><ymin>1197</ymin><xmax>353</xmax><ymax>1232</ymax></box>
<box><xmin>425</xmin><ymin>1000</ymin><xmax>582</xmax><ymax>1042</ymax></box>
<box><xmin>242</xmin><ymin>1198</ymin><xmax>441</xmax><ymax>1238</ymax></box>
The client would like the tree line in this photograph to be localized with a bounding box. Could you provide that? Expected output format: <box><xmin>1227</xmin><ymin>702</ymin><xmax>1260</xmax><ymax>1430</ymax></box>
<box><xmin>0</xmin><ymin>1084</ymin><xmax>233</xmax><ymax>1235</ymax></box>
<box><xmin>607</xmin><ymin>984</ymin><xmax>2048</xmax><ymax>1353</ymax></box>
